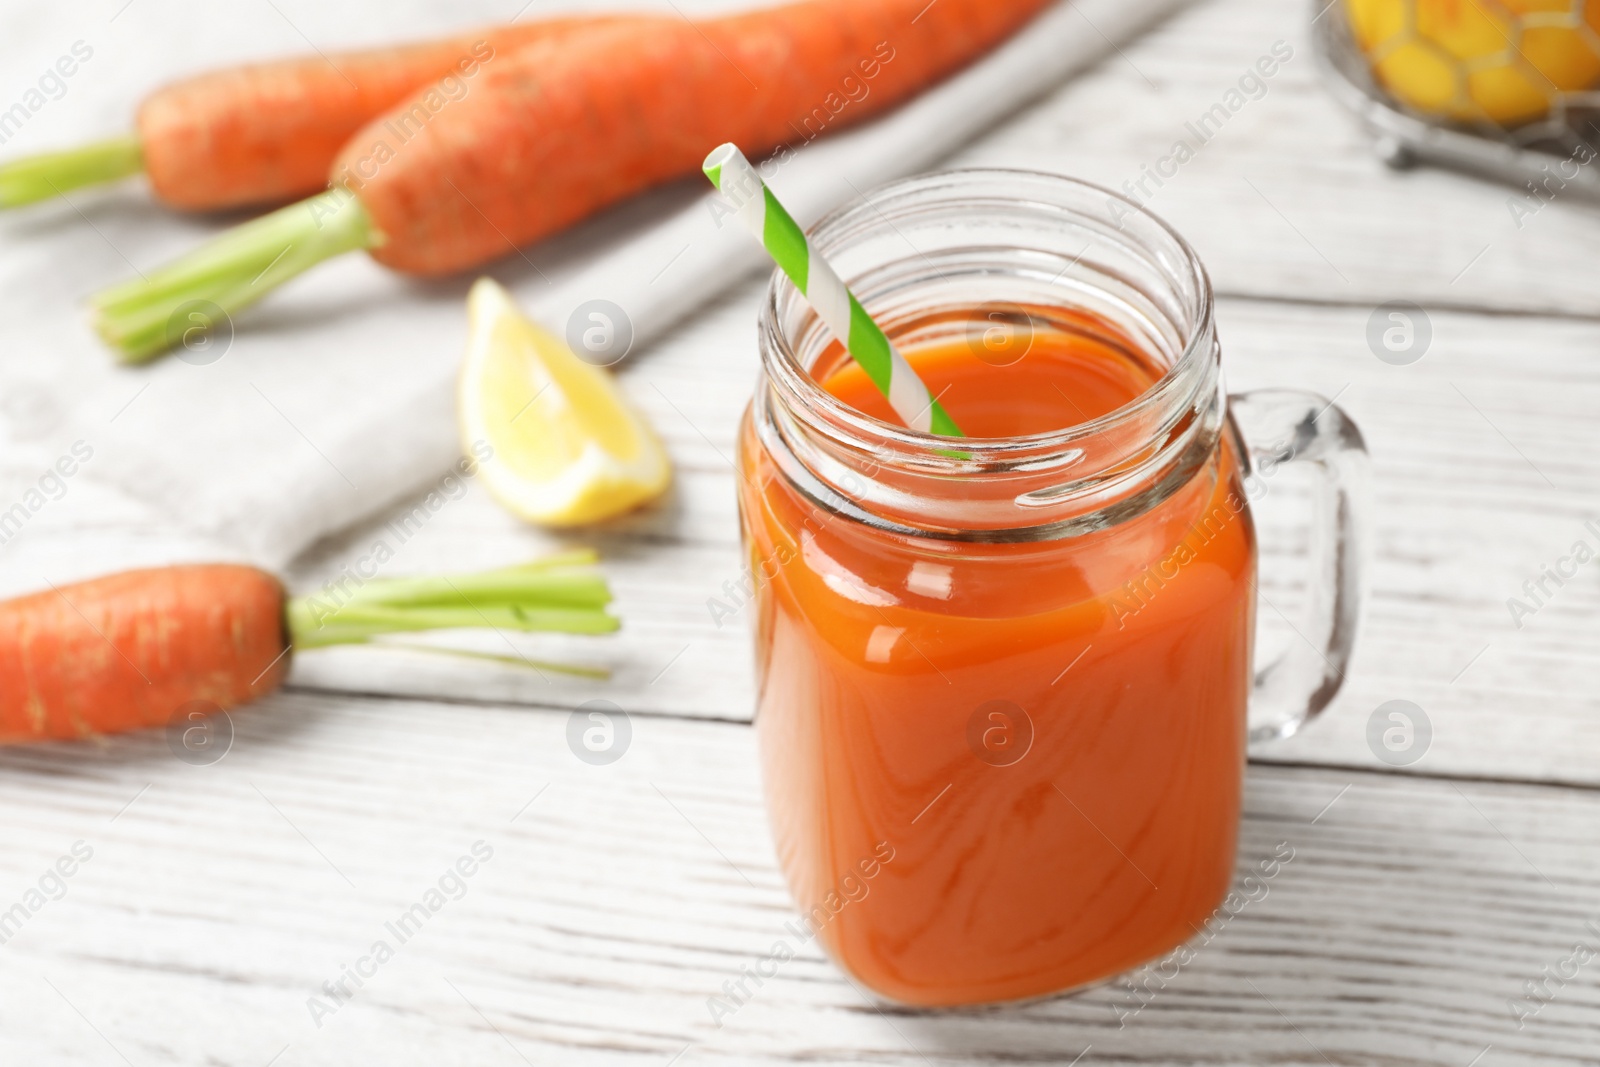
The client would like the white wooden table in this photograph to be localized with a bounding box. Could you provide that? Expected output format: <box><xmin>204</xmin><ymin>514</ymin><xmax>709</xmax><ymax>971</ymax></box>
<box><xmin>3</xmin><ymin>0</ymin><xmax>1600</xmax><ymax>1063</ymax></box>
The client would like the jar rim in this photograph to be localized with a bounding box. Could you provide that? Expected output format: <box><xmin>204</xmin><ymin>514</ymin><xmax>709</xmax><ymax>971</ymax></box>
<box><xmin>759</xmin><ymin>167</ymin><xmax>1216</xmax><ymax>466</ymax></box>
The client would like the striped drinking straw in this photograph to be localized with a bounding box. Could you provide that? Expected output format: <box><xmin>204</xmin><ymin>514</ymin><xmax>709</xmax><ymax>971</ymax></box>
<box><xmin>702</xmin><ymin>143</ymin><xmax>964</xmax><ymax>438</ymax></box>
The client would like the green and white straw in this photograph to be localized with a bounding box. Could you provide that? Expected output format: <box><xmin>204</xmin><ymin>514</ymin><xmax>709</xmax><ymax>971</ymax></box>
<box><xmin>703</xmin><ymin>143</ymin><xmax>962</xmax><ymax>438</ymax></box>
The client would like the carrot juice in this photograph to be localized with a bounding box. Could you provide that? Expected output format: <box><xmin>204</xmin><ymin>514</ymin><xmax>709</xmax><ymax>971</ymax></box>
<box><xmin>738</xmin><ymin>305</ymin><xmax>1256</xmax><ymax>1006</ymax></box>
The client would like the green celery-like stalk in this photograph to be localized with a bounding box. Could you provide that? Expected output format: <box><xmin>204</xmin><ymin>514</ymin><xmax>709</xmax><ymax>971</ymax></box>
<box><xmin>334</xmin><ymin>550</ymin><xmax>612</xmax><ymax>611</ymax></box>
<box><xmin>90</xmin><ymin>188</ymin><xmax>378</xmax><ymax>363</ymax></box>
<box><xmin>291</xmin><ymin>605</ymin><xmax>621</xmax><ymax>648</ymax></box>
<box><xmin>0</xmin><ymin>135</ymin><xmax>143</xmax><ymax>208</ymax></box>
<box><xmin>285</xmin><ymin>555</ymin><xmax>621</xmax><ymax>652</ymax></box>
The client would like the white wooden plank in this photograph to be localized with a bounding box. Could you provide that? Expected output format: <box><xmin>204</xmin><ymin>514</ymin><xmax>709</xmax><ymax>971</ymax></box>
<box><xmin>1221</xmin><ymin>298</ymin><xmax>1600</xmax><ymax>785</ymax></box>
<box><xmin>0</xmin><ymin>694</ymin><xmax>1596</xmax><ymax>1065</ymax></box>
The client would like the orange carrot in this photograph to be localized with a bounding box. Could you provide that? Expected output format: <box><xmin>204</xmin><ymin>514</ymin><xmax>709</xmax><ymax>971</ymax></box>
<box><xmin>92</xmin><ymin>0</ymin><xmax>1053</xmax><ymax>360</ymax></box>
<box><xmin>0</xmin><ymin>555</ymin><xmax>617</xmax><ymax>744</ymax></box>
<box><xmin>0</xmin><ymin>18</ymin><xmax>618</xmax><ymax>213</ymax></box>
<box><xmin>0</xmin><ymin>565</ymin><xmax>287</xmax><ymax>743</ymax></box>
<box><xmin>350</xmin><ymin>0</ymin><xmax>1054</xmax><ymax>275</ymax></box>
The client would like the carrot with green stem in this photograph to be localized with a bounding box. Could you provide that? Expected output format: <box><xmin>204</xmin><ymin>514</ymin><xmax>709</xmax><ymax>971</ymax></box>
<box><xmin>0</xmin><ymin>549</ymin><xmax>617</xmax><ymax>744</ymax></box>
<box><xmin>91</xmin><ymin>0</ymin><xmax>1054</xmax><ymax>362</ymax></box>
<box><xmin>0</xmin><ymin>17</ymin><xmax>622</xmax><ymax>213</ymax></box>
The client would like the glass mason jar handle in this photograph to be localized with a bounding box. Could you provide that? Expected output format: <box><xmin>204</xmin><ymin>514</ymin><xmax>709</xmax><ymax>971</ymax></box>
<box><xmin>1228</xmin><ymin>389</ymin><xmax>1369</xmax><ymax>743</ymax></box>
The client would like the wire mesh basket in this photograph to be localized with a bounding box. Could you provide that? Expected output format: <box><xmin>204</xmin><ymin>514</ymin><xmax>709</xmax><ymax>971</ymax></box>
<box><xmin>1312</xmin><ymin>0</ymin><xmax>1600</xmax><ymax>200</ymax></box>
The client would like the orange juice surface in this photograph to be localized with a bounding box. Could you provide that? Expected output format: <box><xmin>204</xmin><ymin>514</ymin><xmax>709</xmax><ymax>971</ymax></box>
<box><xmin>738</xmin><ymin>307</ymin><xmax>1256</xmax><ymax>1005</ymax></box>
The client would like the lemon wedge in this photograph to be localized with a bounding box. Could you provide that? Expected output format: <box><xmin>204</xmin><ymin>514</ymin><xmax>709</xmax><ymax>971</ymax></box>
<box><xmin>460</xmin><ymin>278</ymin><xmax>670</xmax><ymax>526</ymax></box>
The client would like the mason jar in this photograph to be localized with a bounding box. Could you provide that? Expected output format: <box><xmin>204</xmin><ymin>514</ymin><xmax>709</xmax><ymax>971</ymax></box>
<box><xmin>737</xmin><ymin>168</ymin><xmax>1366</xmax><ymax>1006</ymax></box>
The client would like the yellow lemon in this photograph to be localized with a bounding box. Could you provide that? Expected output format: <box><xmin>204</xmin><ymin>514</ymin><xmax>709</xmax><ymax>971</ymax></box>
<box><xmin>459</xmin><ymin>278</ymin><xmax>670</xmax><ymax>526</ymax></box>
<box><xmin>1345</xmin><ymin>0</ymin><xmax>1600</xmax><ymax>125</ymax></box>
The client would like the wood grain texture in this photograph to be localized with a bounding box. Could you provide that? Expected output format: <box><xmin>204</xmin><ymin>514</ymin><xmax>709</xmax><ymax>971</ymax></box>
<box><xmin>0</xmin><ymin>693</ymin><xmax>1596</xmax><ymax>1066</ymax></box>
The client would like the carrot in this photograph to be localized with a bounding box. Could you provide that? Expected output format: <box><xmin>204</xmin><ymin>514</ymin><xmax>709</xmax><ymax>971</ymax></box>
<box><xmin>345</xmin><ymin>0</ymin><xmax>1054</xmax><ymax>276</ymax></box>
<box><xmin>90</xmin><ymin>0</ymin><xmax>1053</xmax><ymax>361</ymax></box>
<box><xmin>0</xmin><ymin>552</ymin><xmax>616</xmax><ymax>744</ymax></box>
<box><xmin>0</xmin><ymin>565</ymin><xmax>286</xmax><ymax>742</ymax></box>
<box><xmin>0</xmin><ymin>17</ymin><xmax>619</xmax><ymax>213</ymax></box>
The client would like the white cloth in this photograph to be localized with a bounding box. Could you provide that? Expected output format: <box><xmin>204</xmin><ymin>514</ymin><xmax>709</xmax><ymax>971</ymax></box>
<box><xmin>52</xmin><ymin>0</ymin><xmax>1189</xmax><ymax>567</ymax></box>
